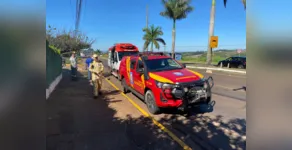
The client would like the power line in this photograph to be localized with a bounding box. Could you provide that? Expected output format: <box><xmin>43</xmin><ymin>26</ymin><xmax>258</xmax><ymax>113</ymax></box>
<box><xmin>75</xmin><ymin>0</ymin><xmax>83</xmax><ymax>36</ymax></box>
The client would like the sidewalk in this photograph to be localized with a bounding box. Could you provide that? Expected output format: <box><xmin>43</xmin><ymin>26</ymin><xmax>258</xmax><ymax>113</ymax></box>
<box><xmin>46</xmin><ymin>68</ymin><xmax>180</xmax><ymax>150</ymax></box>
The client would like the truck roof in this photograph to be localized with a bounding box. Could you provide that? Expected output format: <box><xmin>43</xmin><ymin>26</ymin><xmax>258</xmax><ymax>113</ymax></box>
<box><xmin>108</xmin><ymin>43</ymin><xmax>139</xmax><ymax>52</ymax></box>
<box><xmin>125</xmin><ymin>52</ymin><xmax>171</xmax><ymax>60</ymax></box>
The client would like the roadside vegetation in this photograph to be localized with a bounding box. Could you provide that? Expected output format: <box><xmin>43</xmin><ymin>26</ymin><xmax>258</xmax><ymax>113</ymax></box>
<box><xmin>181</xmin><ymin>49</ymin><xmax>246</xmax><ymax>64</ymax></box>
<box><xmin>46</xmin><ymin>25</ymin><xmax>95</xmax><ymax>54</ymax></box>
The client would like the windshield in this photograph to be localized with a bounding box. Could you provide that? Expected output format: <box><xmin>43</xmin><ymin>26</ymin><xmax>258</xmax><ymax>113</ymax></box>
<box><xmin>118</xmin><ymin>51</ymin><xmax>138</xmax><ymax>60</ymax></box>
<box><xmin>145</xmin><ymin>58</ymin><xmax>183</xmax><ymax>72</ymax></box>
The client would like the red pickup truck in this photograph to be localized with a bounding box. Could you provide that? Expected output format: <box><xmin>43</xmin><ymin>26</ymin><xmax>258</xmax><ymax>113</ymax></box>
<box><xmin>119</xmin><ymin>52</ymin><xmax>214</xmax><ymax>114</ymax></box>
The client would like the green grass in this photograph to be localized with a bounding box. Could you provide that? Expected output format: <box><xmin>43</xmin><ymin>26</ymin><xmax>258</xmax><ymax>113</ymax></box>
<box><xmin>181</xmin><ymin>50</ymin><xmax>246</xmax><ymax>64</ymax></box>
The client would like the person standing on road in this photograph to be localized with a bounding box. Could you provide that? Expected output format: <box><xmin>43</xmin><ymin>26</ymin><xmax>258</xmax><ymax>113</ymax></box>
<box><xmin>89</xmin><ymin>54</ymin><xmax>104</xmax><ymax>98</ymax></box>
<box><xmin>70</xmin><ymin>52</ymin><xmax>78</xmax><ymax>80</ymax></box>
<box><xmin>85</xmin><ymin>55</ymin><xmax>94</xmax><ymax>81</ymax></box>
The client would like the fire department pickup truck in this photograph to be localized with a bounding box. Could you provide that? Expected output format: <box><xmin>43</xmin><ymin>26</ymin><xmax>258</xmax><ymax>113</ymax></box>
<box><xmin>108</xmin><ymin>43</ymin><xmax>139</xmax><ymax>79</ymax></box>
<box><xmin>119</xmin><ymin>52</ymin><xmax>214</xmax><ymax>114</ymax></box>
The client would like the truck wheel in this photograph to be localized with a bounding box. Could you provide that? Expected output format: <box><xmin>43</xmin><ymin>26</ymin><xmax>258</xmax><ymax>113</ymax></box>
<box><xmin>122</xmin><ymin>78</ymin><xmax>129</xmax><ymax>93</ymax></box>
<box><xmin>145</xmin><ymin>90</ymin><xmax>160</xmax><ymax>114</ymax></box>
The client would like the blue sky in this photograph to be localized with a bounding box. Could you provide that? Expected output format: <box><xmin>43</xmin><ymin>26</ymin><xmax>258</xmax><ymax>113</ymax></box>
<box><xmin>46</xmin><ymin>0</ymin><xmax>246</xmax><ymax>52</ymax></box>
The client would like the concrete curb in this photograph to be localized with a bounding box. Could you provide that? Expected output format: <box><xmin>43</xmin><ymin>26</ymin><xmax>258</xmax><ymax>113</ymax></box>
<box><xmin>186</xmin><ymin>66</ymin><xmax>246</xmax><ymax>74</ymax></box>
<box><xmin>46</xmin><ymin>73</ymin><xmax>62</xmax><ymax>99</ymax></box>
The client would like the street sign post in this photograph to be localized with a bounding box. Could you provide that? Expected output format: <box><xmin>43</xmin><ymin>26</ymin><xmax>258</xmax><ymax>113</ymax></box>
<box><xmin>210</xmin><ymin>36</ymin><xmax>218</xmax><ymax>48</ymax></box>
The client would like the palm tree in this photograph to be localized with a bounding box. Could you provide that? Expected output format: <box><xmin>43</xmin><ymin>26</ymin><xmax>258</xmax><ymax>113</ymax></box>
<box><xmin>224</xmin><ymin>0</ymin><xmax>246</xmax><ymax>9</ymax></box>
<box><xmin>160</xmin><ymin>0</ymin><xmax>194</xmax><ymax>59</ymax></box>
<box><xmin>206</xmin><ymin>0</ymin><xmax>246</xmax><ymax>65</ymax></box>
<box><xmin>142</xmin><ymin>25</ymin><xmax>166</xmax><ymax>52</ymax></box>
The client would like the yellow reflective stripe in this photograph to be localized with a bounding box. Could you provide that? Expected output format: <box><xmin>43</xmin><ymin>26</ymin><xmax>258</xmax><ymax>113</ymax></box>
<box><xmin>149</xmin><ymin>73</ymin><xmax>174</xmax><ymax>84</ymax></box>
<box><xmin>141</xmin><ymin>75</ymin><xmax>145</xmax><ymax>89</ymax></box>
<box><xmin>187</xmin><ymin>69</ymin><xmax>204</xmax><ymax>79</ymax></box>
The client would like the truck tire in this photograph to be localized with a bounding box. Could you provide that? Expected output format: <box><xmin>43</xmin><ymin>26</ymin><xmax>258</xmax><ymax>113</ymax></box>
<box><xmin>122</xmin><ymin>78</ymin><xmax>129</xmax><ymax>93</ymax></box>
<box><xmin>145</xmin><ymin>90</ymin><xmax>160</xmax><ymax>114</ymax></box>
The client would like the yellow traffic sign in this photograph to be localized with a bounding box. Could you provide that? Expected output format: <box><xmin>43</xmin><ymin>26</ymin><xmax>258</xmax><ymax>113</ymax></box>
<box><xmin>210</xmin><ymin>36</ymin><xmax>218</xmax><ymax>48</ymax></box>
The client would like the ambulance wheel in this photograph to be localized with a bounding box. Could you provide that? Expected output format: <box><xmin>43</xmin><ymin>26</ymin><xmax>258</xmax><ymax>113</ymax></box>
<box><xmin>145</xmin><ymin>90</ymin><xmax>160</xmax><ymax>114</ymax></box>
<box><xmin>122</xmin><ymin>78</ymin><xmax>129</xmax><ymax>93</ymax></box>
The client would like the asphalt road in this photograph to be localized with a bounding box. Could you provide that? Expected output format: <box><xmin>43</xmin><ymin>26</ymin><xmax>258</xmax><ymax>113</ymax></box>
<box><xmin>101</xmin><ymin>59</ymin><xmax>246</xmax><ymax>149</ymax></box>
<box><xmin>191</xmin><ymin>69</ymin><xmax>246</xmax><ymax>101</ymax></box>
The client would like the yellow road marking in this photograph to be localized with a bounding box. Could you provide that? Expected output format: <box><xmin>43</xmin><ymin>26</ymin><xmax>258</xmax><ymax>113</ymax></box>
<box><xmin>105</xmin><ymin>78</ymin><xmax>192</xmax><ymax>150</ymax></box>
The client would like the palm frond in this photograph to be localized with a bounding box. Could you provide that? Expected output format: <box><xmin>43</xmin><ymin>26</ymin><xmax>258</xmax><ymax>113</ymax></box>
<box><xmin>142</xmin><ymin>24</ymin><xmax>165</xmax><ymax>51</ymax></box>
<box><xmin>153</xmin><ymin>40</ymin><xmax>160</xmax><ymax>50</ymax></box>
<box><xmin>160</xmin><ymin>0</ymin><xmax>194</xmax><ymax>20</ymax></box>
<box><xmin>155</xmin><ymin>38</ymin><xmax>166</xmax><ymax>45</ymax></box>
<box><xmin>143</xmin><ymin>40</ymin><xmax>150</xmax><ymax>51</ymax></box>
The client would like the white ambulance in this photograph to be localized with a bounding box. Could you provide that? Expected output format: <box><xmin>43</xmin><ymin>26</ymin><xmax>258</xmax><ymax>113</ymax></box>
<box><xmin>108</xmin><ymin>43</ymin><xmax>139</xmax><ymax>79</ymax></box>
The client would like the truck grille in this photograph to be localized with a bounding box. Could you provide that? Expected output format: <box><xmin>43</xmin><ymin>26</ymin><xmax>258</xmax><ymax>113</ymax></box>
<box><xmin>177</xmin><ymin>80</ymin><xmax>204</xmax><ymax>89</ymax></box>
<box><xmin>177</xmin><ymin>80</ymin><xmax>207</xmax><ymax>103</ymax></box>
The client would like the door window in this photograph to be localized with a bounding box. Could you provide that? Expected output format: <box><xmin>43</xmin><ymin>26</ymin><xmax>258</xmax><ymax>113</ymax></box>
<box><xmin>130</xmin><ymin>59</ymin><xmax>137</xmax><ymax>69</ymax></box>
<box><xmin>113</xmin><ymin>52</ymin><xmax>118</xmax><ymax>62</ymax></box>
<box><xmin>137</xmin><ymin>60</ymin><xmax>144</xmax><ymax>69</ymax></box>
<box><xmin>226</xmin><ymin>57</ymin><xmax>232</xmax><ymax>61</ymax></box>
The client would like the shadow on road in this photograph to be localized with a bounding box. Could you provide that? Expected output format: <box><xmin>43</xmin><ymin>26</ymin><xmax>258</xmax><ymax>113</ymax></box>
<box><xmin>46</xmin><ymin>69</ymin><xmax>246</xmax><ymax>150</ymax></box>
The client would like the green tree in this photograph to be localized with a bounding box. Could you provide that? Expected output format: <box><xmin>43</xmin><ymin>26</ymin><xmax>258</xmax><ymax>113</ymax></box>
<box><xmin>95</xmin><ymin>49</ymin><xmax>102</xmax><ymax>54</ymax></box>
<box><xmin>46</xmin><ymin>25</ymin><xmax>95</xmax><ymax>54</ymax></box>
<box><xmin>142</xmin><ymin>25</ymin><xmax>166</xmax><ymax>52</ymax></box>
<box><xmin>160</xmin><ymin>0</ymin><xmax>194</xmax><ymax>58</ymax></box>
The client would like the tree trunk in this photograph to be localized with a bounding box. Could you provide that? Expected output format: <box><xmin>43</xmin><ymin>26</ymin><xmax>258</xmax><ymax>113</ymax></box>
<box><xmin>151</xmin><ymin>42</ymin><xmax>154</xmax><ymax>52</ymax></box>
<box><xmin>171</xmin><ymin>20</ymin><xmax>176</xmax><ymax>59</ymax></box>
<box><xmin>206</xmin><ymin>0</ymin><xmax>216</xmax><ymax>65</ymax></box>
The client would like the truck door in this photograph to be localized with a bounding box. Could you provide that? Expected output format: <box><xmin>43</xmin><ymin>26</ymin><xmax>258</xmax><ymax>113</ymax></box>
<box><xmin>128</xmin><ymin>58</ymin><xmax>137</xmax><ymax>88</ymax></box>
<box><xmin>133</xmin><ymin>59</ymin><xmax>145</xmax><ymax>94</ymax></box>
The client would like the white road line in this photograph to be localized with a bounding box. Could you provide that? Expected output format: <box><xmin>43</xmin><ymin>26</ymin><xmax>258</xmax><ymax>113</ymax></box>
<box><xmin>186</xmin><ymin>66</ymin><xmax>246</xmax><ymax>74</ymax></box>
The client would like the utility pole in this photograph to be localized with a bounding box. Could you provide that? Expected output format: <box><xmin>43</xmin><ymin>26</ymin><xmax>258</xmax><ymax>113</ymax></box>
<box><xmin>146</xmin><ymin>4</ymin><xmax>149</xmax><ymax>52</ymax></box>
<box><xmin>206</xmin><ymin>0</ymin><xmax>216</xmax><ymax>65</ymax></box>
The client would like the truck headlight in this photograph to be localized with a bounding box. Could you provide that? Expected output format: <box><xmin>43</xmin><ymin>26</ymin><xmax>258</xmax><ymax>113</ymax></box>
<box><xmin>155</xmin><ymin>81</ymin><xmax>175</xmax><ymax>89</ymax></box>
